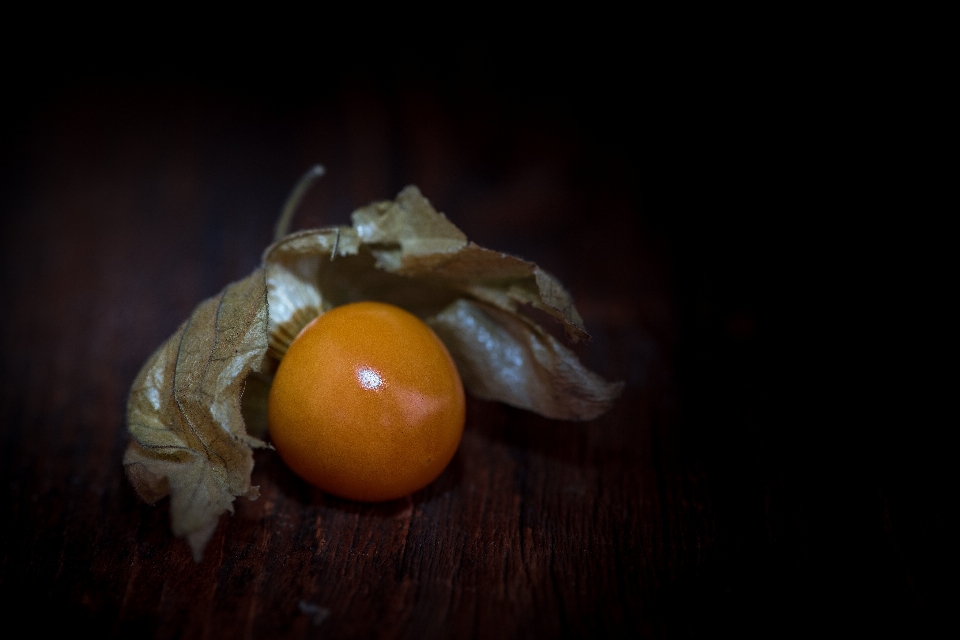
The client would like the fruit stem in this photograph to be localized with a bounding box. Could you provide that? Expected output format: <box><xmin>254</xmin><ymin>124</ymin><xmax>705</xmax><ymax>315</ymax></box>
<box><xmin>274</xmin><ymin>165</ymin><xmax>326</xmax><ymax>241</ymax></box>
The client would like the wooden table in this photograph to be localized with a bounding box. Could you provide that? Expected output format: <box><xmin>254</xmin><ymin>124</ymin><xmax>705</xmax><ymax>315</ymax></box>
<box><xmin>0</xmin><ymin>69</ymin><xmax>940</xmax><ymax>638</ymax></box>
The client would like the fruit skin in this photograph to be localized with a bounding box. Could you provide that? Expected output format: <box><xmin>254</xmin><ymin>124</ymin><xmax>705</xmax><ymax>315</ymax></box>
<box><xmin>267</xmin><ymin>301</ymin><xmax>466</xmax><ymax>502</ymax></box>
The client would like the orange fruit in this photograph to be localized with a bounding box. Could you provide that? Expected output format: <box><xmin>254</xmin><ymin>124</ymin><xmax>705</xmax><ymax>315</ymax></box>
<box><xmin>267</xmin><ymin>301</ymin><xmax>465</xmax><ymax>502</ymax></box>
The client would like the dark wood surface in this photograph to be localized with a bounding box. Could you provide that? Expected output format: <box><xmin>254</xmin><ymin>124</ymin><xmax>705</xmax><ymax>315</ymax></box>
<box><xmin>0</xmin><ymin>57</ymin><xmax>943</xmax><ymax>638</ymax></box>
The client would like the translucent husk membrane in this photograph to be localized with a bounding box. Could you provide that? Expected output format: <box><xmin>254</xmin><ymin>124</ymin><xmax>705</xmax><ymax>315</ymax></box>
<box><xmin>124</xmin><ymin>183</ymin><xmax>623</xmax><ymax>561</ymax></box>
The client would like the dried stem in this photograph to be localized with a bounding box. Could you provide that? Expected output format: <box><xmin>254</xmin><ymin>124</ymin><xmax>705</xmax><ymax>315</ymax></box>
<box><xmin>274</xmin><ymin>165</ymin><xmax>326</xmax><ymax>241</ymax></box>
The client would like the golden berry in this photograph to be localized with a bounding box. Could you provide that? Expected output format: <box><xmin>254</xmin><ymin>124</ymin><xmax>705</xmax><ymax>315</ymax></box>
<box><xmin>267</xmin><ymin>301</ymin><xmax>465</xmax><ymax>501</ymax></box>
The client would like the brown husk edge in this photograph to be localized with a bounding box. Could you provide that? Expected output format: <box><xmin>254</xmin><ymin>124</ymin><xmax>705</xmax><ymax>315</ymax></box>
<box><xmin>124</xmin><ymin>185</ymin><xmax>622</xmax><ymax>560</ymax></box>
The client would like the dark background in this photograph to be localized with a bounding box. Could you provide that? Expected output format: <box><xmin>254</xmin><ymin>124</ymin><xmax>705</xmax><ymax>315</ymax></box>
<box><xmin>1</xmin><ymin>27</ymin><xmax>944</xmax><ymax>638</ymax></box>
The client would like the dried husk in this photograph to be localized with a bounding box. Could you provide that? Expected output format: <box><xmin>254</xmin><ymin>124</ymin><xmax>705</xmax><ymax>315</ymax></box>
<box><xmin>125</xmin><ymin>185</ymin><xmax>623</xmax><ymax>560</ymax></box>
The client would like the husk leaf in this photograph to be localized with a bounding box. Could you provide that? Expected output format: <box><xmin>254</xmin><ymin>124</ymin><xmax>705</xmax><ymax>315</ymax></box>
<box><xmin>124</xmin><ymin>270</ymin><xmax>269</xmax><ymax>561</ymax></box>
<box><xmin>125</xmin><ymin>184</ymin><xmax>622</xmax><ymax>560</ymax></box>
